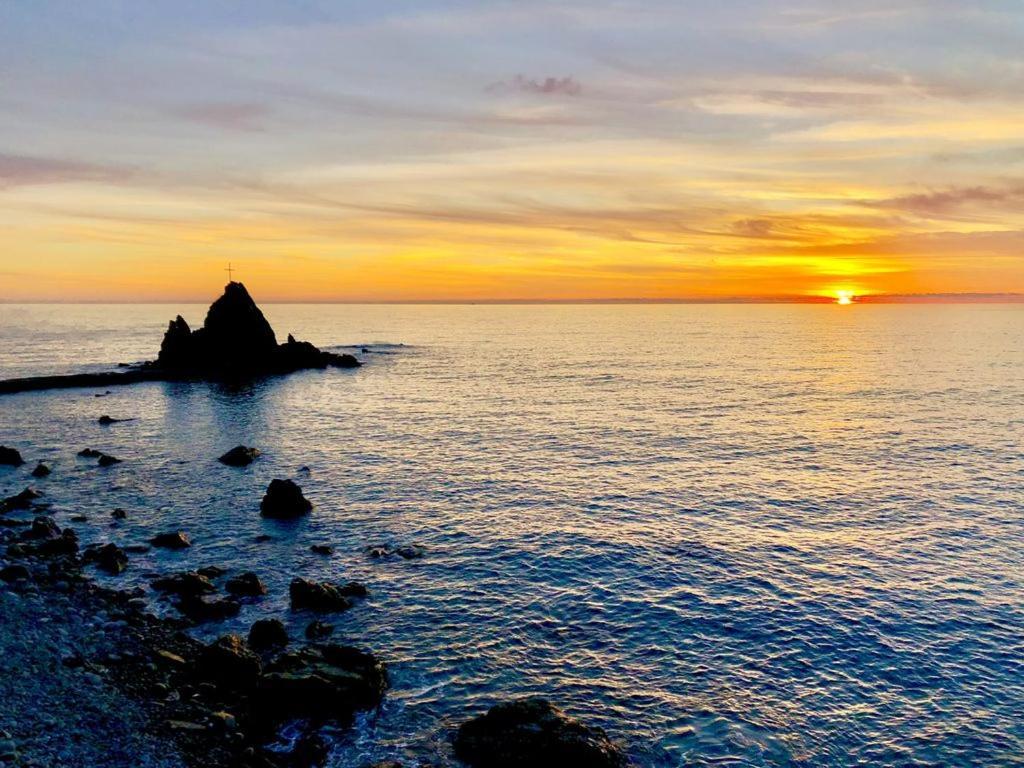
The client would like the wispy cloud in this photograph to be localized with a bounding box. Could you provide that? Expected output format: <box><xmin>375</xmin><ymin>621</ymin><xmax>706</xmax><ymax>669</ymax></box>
<box><xmin>486</xmin><ymin>75</ymin><xmax>583</xmax><ymax>97</ymax></box>
<box><xmin>173</xmin><ymin>102</ymin><xmax>270</xmax><ymax>131</ymax></box>
<box><xmin>0</xmin><ymin>154</ymin><xmax>136</xmax><ymax>188</ymax></box>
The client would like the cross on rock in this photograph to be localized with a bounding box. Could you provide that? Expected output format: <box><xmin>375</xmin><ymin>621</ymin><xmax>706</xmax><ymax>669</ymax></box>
<box><xmin>225</xmin><ymin>263</ymin><xmax>235</xmax><ymax>282</ymax></box>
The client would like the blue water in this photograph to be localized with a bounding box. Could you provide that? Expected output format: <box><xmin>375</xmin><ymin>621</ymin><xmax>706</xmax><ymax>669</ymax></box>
<box><xmin>1</xmin><ymin>302</ymin><xmax>1023</xmax><ymax>767</ymax></box>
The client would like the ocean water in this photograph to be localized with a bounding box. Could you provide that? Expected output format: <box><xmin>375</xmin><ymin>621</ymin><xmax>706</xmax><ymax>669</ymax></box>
<box><xmin>1</xmin><ymin>302</ymin><xmax>1023</xmax><ymax>767</ymax></box>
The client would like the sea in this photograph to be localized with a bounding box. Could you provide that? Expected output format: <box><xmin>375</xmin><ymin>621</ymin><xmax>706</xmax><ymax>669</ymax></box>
<box><xmin>1</xmin><ymin>302</ymin><xmax>1022</xmax><ymax>767</ymax></box>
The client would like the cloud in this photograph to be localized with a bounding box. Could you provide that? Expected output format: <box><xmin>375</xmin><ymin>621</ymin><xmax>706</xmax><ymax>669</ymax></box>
<box><xmin>486</xmin><ymin>75</ymin><xmax>583</xmax><ymax>97</ymax></box>
<box><xmin>867</xmin><ymin>185</ymin><xmax>1024</xmax><ymax>216</ymax></box>
<box><xmin>173</xmin><ymin>102</ymin><xmax>270</xmax><ymax>131</ymax></box>
<box><xmin>0</xmin><ymin>153</ymin><xmax>136</xmax><ymax>189</ymax></box>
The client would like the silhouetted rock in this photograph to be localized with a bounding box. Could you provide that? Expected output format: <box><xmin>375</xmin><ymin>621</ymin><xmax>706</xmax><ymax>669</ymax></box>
<box><xmin>23</xmin><ymin>516</ymin><xmax>60</xmax><ymax>541</ymax></box>
<box><xmin>0</xmin><ymin>446</ymin><xmax>24</xmax><ymax>466</ymax></box>
<box><xmin>1</xmin><ymin>487</ymin><xmax>42</xmax><ymax>512</ymax></box>
<box><xmin>196</xmin><ymin>634</ymin><xmax>262</xmax><ymax>690</ymax></box>
<box><xmin>0</xmin><ymin>281</ymin><xmax>360</xmax><ymax>394</ymax></box>
<box><xmin>311</xmin><ymin>544</ymin><xmax>333</xmax><ymax>556</ymax></box>
<box><xmin>97</xmin><ymin>453</ymin><xmax>122</xmax><ymax>467</ymax></box>
<box><xmin>83</xmin><ymin>542</ymin><xmax>129</xmax><ymax>574</ymax></box>
<box><xmin>175</xmin><ymin>594</ymin><xmax>242</xmax><ymax>623</ymax></box>
<box><xmin>260</xmin><ymin>479</ymin><xmax>312</xmax><ymax>519</ymax></box>
<box><xmin>248</xmin><ymin>619</ymin><xmax>288</xmax><ymax>651</ymax></box>
<box><xmin>97</xmin><ymin>415</ymin><xmax>128</xmax><ymax>425</ymax></box>
<box><xmin>197</xmin><ymin>565</ymin><xmax>226</xmax><ymax>578</ymax></box>
<box><xmin>454</xmin><ymin>698</ymin><xmax>627</xmax><ymax>768</ymax></box>
<box><xmin>111</xmin><ymin>508</ymin><xmax>127</xmax><ymax>520</ymax></box>
<box><xmin>225</xmin><ymin>571</ymin><xmax>267</xmax><ymax>597</ymax></box>
<box><xmin>78</xmin><ymin>448</ymin><xmax>101</xmax><ymax>458</ymax></box>
<box><xmin>396</xmin><ymin>545</ymin><xmax>425</xmax><ymax>560</ymax></box>
<box><xmin>305</xmin><ymin>620</ymin><xmax>334</xmax><ymax>640</ymax></box>
<box><xmin>151</xmin><ymin>571</ymin><xmax>215</xmax><ymax>596</ymax></box>
<box><xmin>289</xmin><ymin>578</ymin><xmax>366</xmax><ymax>613</ymax></box>
<box><xmin>150</xmin><ymin>531</ymin><xmax>191</xmax><ymax>549</ymax></box>
<box><xmin>30</xmin><ymin>463</ymin><xmax>51</xmax><ymax>478</ymax></box>
<box><xmin>0</xmin><ymin>564</ymin><xmax>30</xmax><ymax>582</ymax></box>
<box><xmin>218</xmin><ymin>445</ymin><xmax>260</xmax><ymax>467</ymax></box>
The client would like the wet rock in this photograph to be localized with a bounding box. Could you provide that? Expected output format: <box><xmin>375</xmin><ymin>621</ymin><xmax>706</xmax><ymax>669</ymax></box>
<box><xmin>396</xmin><ymin>545</ymin><xmax>425</xmax><ymax>560</ymax></box>
<box><xmin>197</xmin><ymin>565</ymin><xmax>226</xmax><ymax>578</ymax></box>
<box><xmin>175</xmin><ymin>594</ymin><xmax>241</xmax><ymax>622</ymax></box>
<box><xmin>70</xmin><ymin>515</ymin><xmax>89</xmax><ymax>523</ymax></box>
<box><xmin>111</xmin><ymin>508</ymin><xmax>127</xmax><ymax>520</ymax></box>
<box><xmin>125</xmin><ymin>544</ymin><xmax>151</xmax><ymax>554</ymax></box>
<box><xmin>83</xmin><ymin>543</ymin><xmax>129</xmax><ymax>574</ymax></box>
<box><xmin>209</xmin><ymin>710</ymin><xmax>237</xmax><ymax>732</ymax></box>
<box><xmin>0</xmin><ymin>446</ymin><xmax>24</xmax><ymax>466</ymax></box>
<box><xmin>78</xmin><ymin>448</ymin><xmax>102</xmax><ymax>458</ymax></box>
<box><xmin>2</xmin><ymin>487</ymin><xmax>42</xmax><ymax>512</ymax></box>
<box><xmin>24</xmin><ymin>516</ymin><xmax>60</xmax><ymax>541</ymax></box>
<box><xmin>25</xmin><ymin>529</ymin><xmax>78</xmax><ymax>557</ymax></box>
<box><xmin>196</xmin><ymin>634</ymin><xmax>262</xmax><ymax>690</ymax></box>
<box><xmin>97</xmin><ymin>415</ymin><xmax>127</xmax><ymax>425</ymax></box>
<box><xmin>0</xmin><ymin>564</ymin><xmax>30</xmax><ymax>583</ymax></box>
<box><xmin>97</xmin><ymin>453</ymin><xmax>122</xmax><ymax>467</ymax></box>
<box><xmin>304</xmin><ymin>620</ymin><xmax>334</xmax><ymax>640</ymax></box>
<box><xmin>254</xmin><ymin>534</ymin><xmax>274</xmax><ymax>543</ymax></box>
<box><xmin>454</xmin><ymin>698</ymin><xmax>627</xmax><ymax>768</ymax></box>
<box><xmin>30</xmin><ymin>463</ymin><xmax>51</xmax><ymax>478</ymax></box>
<box><xmin>310</xmin><ymin>544</ymin><xmax>333</xmax><ymax>556</ymax></box>
<box><xmin>225</xmin><ymin>571</ymin><xmax>267</xmax><ymax>597</ymax></box>
<box><xmin>289</xmin><ymin>578</ymin><xmax>366</xmax><ymax>613</ymax></box>
<box><xmin>260</xmin><ymin>479</ymin><xmax>312</xmax><ymax>519</ymax></box>
<box><xmin>218</xmin><ymin>445</ymin><xmax>261</xmax><ymax>467</ymax></box>
<box><xmin>248</xmin><ymin>618</ymin><xmax>288</xmax><ymax>651</ymax></box>
<box><xmin>251</xmin><ymin>644</ymin><xmax>387</xmax><ymax>725</ymax></box>
<box><xmin>150</xmin><ymin>531</ymin><xmax>191</xmax><ymax>549</ymax></box>
<box><xmin>151</xmin><ymin>571</ymin><xmax>215</xmax><ymax>597</ymax></box>
<box><xmin>365</xmin><ymin>545</ymin><xmax>390</xmax><ymax>559</ymax></box>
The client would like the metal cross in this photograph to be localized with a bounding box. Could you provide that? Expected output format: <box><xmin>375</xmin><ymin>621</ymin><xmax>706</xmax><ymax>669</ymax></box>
<box><xmin>226</xmin><ymin>263</ymin><xmax>235</xmax><ymax>282</ymax></box>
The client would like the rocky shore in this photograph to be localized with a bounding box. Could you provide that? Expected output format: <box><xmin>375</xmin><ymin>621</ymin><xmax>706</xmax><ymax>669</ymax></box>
<box><xmin>0</xmin><ymin>445</ymin><xmax>630</xmax><ymax>768</ymax></box>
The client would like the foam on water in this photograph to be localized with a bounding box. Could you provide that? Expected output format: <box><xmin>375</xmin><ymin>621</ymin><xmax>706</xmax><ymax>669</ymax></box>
<box><xmin>1</xmin><ymin>303</ymin><xmax>1023</xmax><ymax>766</ymax></box>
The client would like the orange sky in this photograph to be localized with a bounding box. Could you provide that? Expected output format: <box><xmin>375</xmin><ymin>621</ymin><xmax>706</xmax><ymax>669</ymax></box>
<box><xmin>1</xmin><ymin>3</ymin><xmax>1023</xmax><ymax>302</ymax></box>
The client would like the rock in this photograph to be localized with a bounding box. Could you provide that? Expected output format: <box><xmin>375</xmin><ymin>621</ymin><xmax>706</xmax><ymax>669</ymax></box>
<box><xmin>1</xmin><ymin>487</ymin><xmax>42</xmax><ymax>512</ymax></box>
<box><xmin>248</xmin><ymin>618</ymin><xmax>288</xmax><ymax>651</ymax></box>
<box><xmin>25</xmin><ymin>529</ymin><xmax>78</xmax><ymax>557</ymax></box>
<box><xmin>150</xmin><ymin>531</ymin><xmax>191</xmax><ymax>549</ymax></box>
<box><xmin>111</xmin><ymin>508</ymin><xmax>127</xmax><ymax>520</ymax></box>
<box><xmin>311</xmin><ymin>544</ymin><xmax>333</xmax><ymax>556</ymax></box>
<box><xmin>154</xmin><ymin>649</ymin><xmax>187</xmax><ymax>667</ymax></box>
<box><xmin>78</xmin><ymin>448</ymin><xmax>102</xmax><ymax>458</ymax></box>
<box><xmin>289</xmin><ymin>578</ymin><xmax>366</xmax><ymax>613</ymax></box>
<box><xmin>287</xmin><ymin>732</ymin><xmax>330</xmax><ymax>768</ymax></box>
<box><xmin>97</xmin><ymin>453</ymin><xmax>122</xmax><ymax>467</ymax></box>
<box><xmin>0</xmin><ymin>565</ymin><xmax>30</xmax><ymax>582</ymax></box>
<box><xmin>209</xmin><ymin>711</ymin><xmax>237</xmax><ymax>732</ymax></box>
<box><xmin>197</xmin><ymin>565</ymin><xmax>226</xmax><ymax>578</ymax></box>
<box><xmin>365</xmin><ymin>545</ymin><xmax>390</xmax><ymax>559</ymax></box>
<box><xmin>0</xmin><ymin>446</ymin><xmax>24</xmax><ymax>466</ymax></box>
<box><xmin>304</xmin><ymin>620</ymin><xmax>334</xmax><ymax>640</ymax></box>
<box><xmin>175</xmin><ymin>594</ymin><xmax>241</xmax><ymax>622</ymax></box>
<box><xmin>196</xmin><ymin>634</ymin><xmax>262</xmax><ymax>690</ymax></box>
<box><xmin>83</xmin><ymin>543</ymin><xmax>129</xmax><ymax>574</ymax></box>
<box><xmin>454</xmin><ymin>698</ymin><xmax>627</xmax><ymax>768</ymax></box>
<box><xmin>250</xmin><ymin>644</ymin><xmax>387</xmax><ymax>725</ymax></box>
<box><xmin>218</xmin><ymin>445</ymin><xmax>261</xmax><ymax>467</ymax></box>
<box><xmin>254</xmin><ymin>534</ymin><xmax>273</xmax><ymax>543</ymax></box>
<box><xmin>30</xmin><ymin>463</ymin><xmax>51</xmax><ymax>478</ymax></box>
<box><xmin>151</xmin><ymin>572</ymin><xmax>215</xmax><ymax>596</ymax></box>
<box><xmin>97</xmin><ymin>415</ymin><xmax>124</xmax><ymax>425</ymax></box>
<box><xmin>260</xmin><ymin>479</ymin><xmax>312</xmax><ymax>519</ymax></box>
<box><xmin>24</xmin><ymin>516</ymin><xmax>60</xmax><ymax>541</ymax></box>
<box><xmin>225</xmin><ymin>571</ymin><xmax>267</xmax><ymax>597</ymax></box>
<box><xmin>396</xmin><ymin>545</ymin><xmax>425</xmax><ymax>560</ymax></box>
<box><xmin>70</xmin><ymin>515</ymin><xmax>89</xmax><ymax>523</ymax></box>
<box><xmin>125</xmin><ymin>544</ymin><xmax>151</xmax><ymax>554</ymax></box>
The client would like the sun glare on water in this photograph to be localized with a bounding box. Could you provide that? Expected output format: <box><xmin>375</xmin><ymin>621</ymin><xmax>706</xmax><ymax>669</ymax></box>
<box><xmin>835</xmin><ymin>291</ymin><xmax>854</xmax><ymax>306</ymax></box>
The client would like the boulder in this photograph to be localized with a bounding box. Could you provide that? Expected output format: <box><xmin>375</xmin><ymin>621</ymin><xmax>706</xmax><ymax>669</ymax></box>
<box><xmin>2</xmin><ymin>487</ymin><xmax>42</xmax><ymax>512</ymax></box>
<box><xmin>311</xmin><ymin>544</ymin><xmax>333</xmax><ymax>556</ymax></box>
<box><xmin>260</xmin><ymin>479</ymin><xmax>312</xmax><ymax>519</ymax></box>
<box><xmin>97</xmin><ymin>453</ymin><xmax>122</xmax><ymax>467</ymax></box>
<box><xmin>175</xmin><ymin>595</ymin><xmax>241</xmax><ymax>623</ymax></box>
<box><xmin>218</xmin><ymin>445</ymin><xmax>261</xmax><ymax>467</ymax></box>
<box><xmin>151</xmin><ymin>572</ymin><xmax>215</xmax><ymax>597</ymax></box>
<box><xmin>30</xmin><ymin>463</ymin><xmax>51</xmax><ymax>478</ymax></box>
<box><xmin>83</xmin><ymin>543</ymin><xmax>128</xmax><ymax>575</ymax></box>
<box><xmin>248</xmin><ymin>619</ymin><xmax>288</xmax><ymax>651</ymax></box>
<box><xmin>289</xmin><ymin>578</ymin><xmax>367</xmax><ymax>613</ymax></box>
<box><xmin>197</xmin><ymin>565</ymin><xmax>226</xmax><ymax>578</ymax></box>
<box><xmin>0</xmin><ymin>446</ymin><xmax>24</xmax><ymax>466</ymax></box>
<box><xmin>250</xmin><ymin>644</ymin><xmax>387</xmax><ymax>725</ymax></box>
<box><xmin>97</xmin><ymin>415</ymin><xmax>125</xmax><ymax>425</ymax></box>
<box><xmin>454</xmin><ymin>698</ymin><xmax>627</xmax><ymax>768</ymax></box>
<box><xmin>24</xmin><ymin>529</ymin><xmax>78</xmax><ymax>557</ymax></box>
<box><xmin>23</xmin><ymin>516</ymin><xmax>60</xmax><ymax>541</ymax></box>
<box><xmin>111</xmin><ymin>508</ymin><xmax>127</xmax><ymax>520</ymax></box>
<box><xmin>196</xmin><ymin>634</ymin><xmax>262</xmax><ymax>690</ymax></box>
<box><xmin>396</xmin><ymin>545</ymin><xmax>425</xmax><ymax>560</ymax></box>
<box><xmin>78</xmin><ymin>448</ymin><xmax>101</xmax><ymax>458</ymax></box>
<box><xmin>150</xmin><ymin>531</ymin><xmax>191</xmax><ymax>549</ymax></box>
<box><xmin>0</xmin><ymin>564</ymin><xmax>30</xmax><ymax>582</ymax></box>
<box><xmin>225</xmin><ymin>571</ymin><xmax>267</xmax><ymax>597</ymax></box>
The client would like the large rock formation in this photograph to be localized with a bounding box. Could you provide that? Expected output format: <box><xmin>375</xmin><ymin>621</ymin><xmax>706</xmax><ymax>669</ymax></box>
<box><xmin>0</xmin><ymin>281</ymin><xmax>360</xmax><ymax>394</ymax></box>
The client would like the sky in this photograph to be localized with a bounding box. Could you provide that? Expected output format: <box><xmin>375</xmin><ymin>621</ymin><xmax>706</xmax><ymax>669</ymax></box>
<box><xmin>1</xmin><ymin>0</ymin><xmax>1023</xmax><ymax>302</ymax></box>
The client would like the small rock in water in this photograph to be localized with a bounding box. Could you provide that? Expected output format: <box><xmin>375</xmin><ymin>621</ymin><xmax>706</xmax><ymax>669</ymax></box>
<box><xmin>454</xmin><ymin>698</ymin><xmax>627</xmax><ymax>768</ymax></box>
<box><xmin>254</xmin><ymin>534</ymin><xmax>273</xmax><ymax>543</ymax></box>
<box><xmin>260</xmin><ymin>478</ymin><xmax>313</xmax><ymax>519</ymax></box>
<box><xmin>289</xmin><ymin>578</ymin><xmax>365</xmax><ymax>613</ymax></box>
<box><xmin>83</xmin><ymin>542</ymin><xmax>129</xmax><ymax>574</ymax></box>
<box><xmin>30</xmin><ymin>462</ymin><xmax>51</xmax><ymax>478</ymax></box>
<box><xmin>218</xmin><ymin>445</ymin><xmax>261</xmax><ymax>467</ymax></box>
<box><xmin>97</xmin><ymin>453</ymin><xmax>122</xmax><ymax>467</ymax></box>
<box><xmin>150</xmin><ymin>531</ymin><xmax>191</xmax><ymax>549</ymax></box>
<box><xmin>196</xmin><ymin>634</ymin><xmax>262</xmax><ymax>690</ymax></box>
<box><xmin>365</xmin><ymin>545</ymin><xmax>390</xmax><ymax>558</ymax></box>
<box><xmin>124</xmin><ymin>544</ymin><xmax>151</xmax><ymax>554</ymax></box>
<box><xmin>305</xmin><ymin>619</ymin><xmax>334</xmax><ymax>639</ymax></box>
<box><xmin>0</xmin><ymin>565</ymin><xmax>30</xmax><ymax>583</ymax></box>
<box><xmin>24</xmin><ymin>515</ymin><xmax>60</xmax><ymax>541</ymax></box>
<box><xmin>0</xmin><ymin>446</ymin><xmax>24</xmax><ymax>466</ymax></box>
<box><xmin>248</xmin><ymin>618</ymin><xmax>288</xmax><ymax>650</ymax></box>
<box><xmin>78</xmin><ymin>448</ymin><xmax>101</xmax><ymax>458</ymax></box>
<box><xmin>111</xmin><ymin>508</ymin><xmax>127</xmax><ymax>520</ymax></box>
<box><xmin>2</xmin><ymin>487</ymin><xmax>42</xmax><ymax>512</ymax></box>
<box><xmin>97</xmin><ymin>415</ymin><xmax>124</xmax><ymax>425</ymax></box>
<box><xmin>197</xmin><ymin>565</ymin><xmax>227</xmax><ymax>578</ymax></box>
<box><xmin>396</xmin><ymin>545</ymin><xmax>425</xmax><ymax>560</ymax></box>
<box><xmin>151</xmin><ymin>572</ymin><xmax>215</xmax><ymax>596</ymax></box>
<box><xmin>175</xmin><ymin>594</ymin><xmax>242</xmax><ymax>622</ymax></box>
<box><xmin>70</xmin><ymin>514</ymin><xmax>89</xmax><ymax>523</ymax></box>
<box><xmin>311</xmin><ymin>544</ymin><xmax>334</xmax><ymax>556</ymax></box>
<box><xmin>225</xmin><ymin>571</ymin><xmax>267</xmax><ymax>597</ymax></box>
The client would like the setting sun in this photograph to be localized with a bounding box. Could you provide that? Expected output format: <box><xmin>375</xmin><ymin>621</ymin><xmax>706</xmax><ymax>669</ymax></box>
<box><xmin>836</xmin><ymin>291</ymin><xmax>854</xmax><ymax>306</ymax></box>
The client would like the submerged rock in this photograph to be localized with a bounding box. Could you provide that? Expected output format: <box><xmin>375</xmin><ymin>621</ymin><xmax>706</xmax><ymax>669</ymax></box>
<box><xmin>396</xmin><ymin>545</ymin><xmax>425</xmax><ymax>560</ymax></box>
<box><xmin>260</xmin><ymin>479</ymin><xmax>312</xmax><ymax>519</ymax></box>
<box><xmin>304</xmin><ymin>620</ymin><xmax>334</xmax><ymax>640</ymax></box>
<box><xmin>250</xmin><ymin>644</ymin><xmax>387</xmax><ymax>725</ymax></box>
<box><xmin>151</xmin><ymin>571</ymin><xmax>215</xmax><ymax>597</ymax></box>
<box><xmin>289</xmin><ymin>578</ymin><xmax>366</xmax><ymax>613</ymax></box>
<box><xmin>218</xmin><ymin>445</ymin><xmax>261</xmax><ymax>467</ymax></box>
<box><xmin>78</xmin><ymin>448</ymin><xmax>102</xmax><ymax>458</ymax></box>
<box><xmin>30</xmin><ymin>463</ymin><xmax>51</xmax><ymax>478</ymax></box>
<box><xmin>150</xmin><ymin>531</ymin><xmax>191</xmax><ymax>549</ymax></box>
<box><xmin>0</xmin><ymin>446</ymin><xmax>24</xmax><ymax>466</ymax></box>
<box><xmin>454</xmin><ymin>698</ymin><xmax>628</xmax><ymax>768</ymax></box>
<box><xmin>225</xmin><ymin>571</ymin><xmax>267</xmax><ymax>597</ymax></box>
<box><xmin>248</xmin><ymin>619</ymin><xmax>289</xmax><ymax>651</ymax></box>
<box><xmin>111</xmin><ymin>508</ymin><xmax>127</xmax><ymax>520</ymax></box>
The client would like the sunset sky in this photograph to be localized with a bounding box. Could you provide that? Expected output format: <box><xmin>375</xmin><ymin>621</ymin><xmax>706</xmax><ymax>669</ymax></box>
<box><xmin>2</xmin><ymin>1</ymin><xmax>1023</xmax><ymax>302</ymax></box>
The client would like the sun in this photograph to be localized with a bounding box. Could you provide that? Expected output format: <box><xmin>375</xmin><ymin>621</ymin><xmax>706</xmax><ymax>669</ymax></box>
<box><xmin>835</xmin><ymin>290</ymin><xmax>854</xmax><ymax>306</ymax></box>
